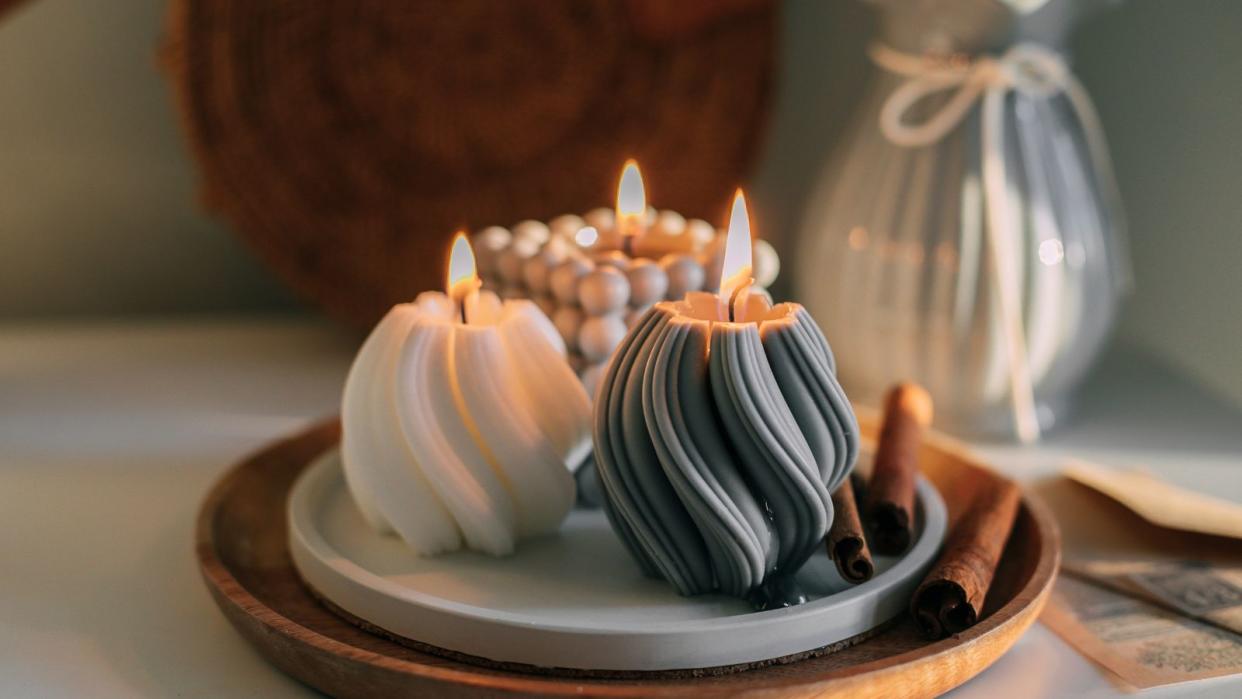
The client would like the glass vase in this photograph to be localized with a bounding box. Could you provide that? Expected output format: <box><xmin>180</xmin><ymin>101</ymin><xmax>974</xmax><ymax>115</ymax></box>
<box><xmin>793</xmin><ymin>0</ymin><xmax>1129</xmax><ymax>440</ymax></box>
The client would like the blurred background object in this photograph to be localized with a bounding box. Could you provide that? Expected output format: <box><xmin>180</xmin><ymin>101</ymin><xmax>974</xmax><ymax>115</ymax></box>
<box><xmin>792</xmin><ymin>0</ymin><xmax>1129</xmax><ymax>439</ymax></box>
<box><xmin>159</xmin><ymin>0</ymin><xmax>774</xmax><ymax>326</ymax></box>
<box><xmin>1</xmin><ymin>0</ymin><xmax>1241</xmax><ymax>411</ymax></box>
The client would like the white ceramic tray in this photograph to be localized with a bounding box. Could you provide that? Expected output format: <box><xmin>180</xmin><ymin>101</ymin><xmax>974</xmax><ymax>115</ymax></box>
<box><xmin>288</xmin><ymin>449</ymin><xmax>947</xmax><ymax>672</ymax></box>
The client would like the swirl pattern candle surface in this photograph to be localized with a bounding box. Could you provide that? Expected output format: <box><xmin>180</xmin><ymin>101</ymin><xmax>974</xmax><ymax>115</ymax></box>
<box><xmin>342</xmin><ymin>262</ymin><xmax>592</xmax><ymax>557</ymax></box>
<box><xmin>594</xmin><ymin>293</ymin><xmax>859</xmax><ymax>604</ymax></box>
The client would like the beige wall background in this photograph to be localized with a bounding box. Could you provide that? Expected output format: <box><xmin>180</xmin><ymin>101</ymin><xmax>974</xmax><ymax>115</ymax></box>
<box><xmin>0</xmin><ymin>0</ymin><xmax>297</xmax><ymax>317</ymax></box>
<box><xmin>2</xmin><ymin>0</ymin><xmax>1240</xmax><ymax>406</ymax></box>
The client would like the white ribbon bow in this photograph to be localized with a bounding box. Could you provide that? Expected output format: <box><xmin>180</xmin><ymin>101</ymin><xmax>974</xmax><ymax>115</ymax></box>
<box><xmin>869</xmin><ymin>42</ymin><xmax>1120</xmax><ymax>443</ymax></box>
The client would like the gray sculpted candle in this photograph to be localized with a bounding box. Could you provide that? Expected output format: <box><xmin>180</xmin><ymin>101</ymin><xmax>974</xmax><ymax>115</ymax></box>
<box><xmin>593</xmin><ymin>191</ymin><xmax>859</xmax><ymax>609</ymax></box>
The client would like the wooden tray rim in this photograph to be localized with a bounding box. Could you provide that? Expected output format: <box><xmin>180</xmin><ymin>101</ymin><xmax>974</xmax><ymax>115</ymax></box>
<box><xmin>196</xmin><ymin>419</ymin><xmax>1061</xmax><ymax>696</ymax></box>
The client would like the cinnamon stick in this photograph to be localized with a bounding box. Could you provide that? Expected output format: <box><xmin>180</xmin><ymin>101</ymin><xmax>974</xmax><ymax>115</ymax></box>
<box><xmin>911</xmin><ymin>480</ymin><xmax>1022</xmax><ymax>639</ymax></box>
<box><xmin>827</xmin><ymin>475</ymin><xmax>874</xmax><ymax>584</ymax></box>
<box><xmin>866</xmin><ymin>383</ymin><xmax>933</xmax><ymax>555</ymax></box>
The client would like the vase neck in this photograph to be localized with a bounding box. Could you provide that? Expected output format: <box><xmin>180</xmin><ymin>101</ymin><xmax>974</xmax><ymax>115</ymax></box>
<box><xmin>871</xmin><ymin>0</ymin><xmax>1116</xmax><ymax>57</ymax></box>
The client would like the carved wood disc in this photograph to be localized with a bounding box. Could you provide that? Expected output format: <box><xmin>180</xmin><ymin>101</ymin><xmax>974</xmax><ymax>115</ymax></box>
<box><xmin>162</xmin><ymin>0</ymin><xmax>776</xmax><ymax>325</ymax></box>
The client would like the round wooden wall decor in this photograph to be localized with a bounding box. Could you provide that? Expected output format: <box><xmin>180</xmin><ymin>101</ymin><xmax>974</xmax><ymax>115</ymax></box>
<box><xmin>162</xmin><ymin>0</ymin><xmax>776</xmax><ymax>326</ymax></box>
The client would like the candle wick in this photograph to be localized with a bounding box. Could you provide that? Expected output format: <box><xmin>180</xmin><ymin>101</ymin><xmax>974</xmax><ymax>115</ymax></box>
<box><xmin>621</xmin><ymin>235</ymin><xmax>633</xmax><ymax>258</ymax></box>
<box><xmin>460</xmin><ymin>300</ymin><xmax>468</xmax><ymax>325</ymax></box>
<box><xmin>727</xmin><ymin>280</ymin><xmax>750</xmax><ymax>322</ymax></box>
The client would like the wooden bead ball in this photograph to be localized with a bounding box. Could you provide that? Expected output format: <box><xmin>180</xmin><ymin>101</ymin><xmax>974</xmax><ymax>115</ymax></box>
<box><xmin>580</xmin><ymin>362</ymin><xmax>607</xmax><ymax>399</ymax></box>
<box><xmin>578</xmin><ymin>267</ymin><xmax>631</xmax><ymax>316</ymax></box>
<box><xmin>754</xmin><ymin>239</ymin><xmax>781</xmax><ymax>289</ymax></box>
<box><xmin>552</xmin><ymin>305</ymin><xmax>585</xmax><ymax>350</ymax></box>
<box><xmin>583</xmin><ymin>207</ymin><xmax>615</xmax><ymax>234</ymax></box>
<box><xmin>661</xmin><ymin>253</ymin><xmax>706</xmax><ymax>298</ymax></box>
<box><xmin>522</xmin><ymin>255</ymin><xmax>552</xmax><ymax>294</ymax></box>
<box><xmin>549</xmin><ymin>214</ymin><xmax>586</xmax><ymax>239</ymax></box>
<box><xmin>593</xmin><ymin>250</ymin><xmax>631</xmax><ymax>272</ymax></box>
<box><xmin>512</xmin><ymin>219</ymin><xmax>551</xmax><ymax>246</ymax></box>
<box><xmin>533</xmin><ymin>294</ymin><xmax>558</xmax><ymax>318</ymax></box>
<box><xmin>626</xmin><ymin>259</ymin><xmax>669</xmax><ymax>307</ymax></box>
<box><xmin>686</xmin><ymin>218</ymin><xmax>717</xmax><ymax>247</ymax></box>
<box><xmin>549</xmin><ymin>257</ymin><xmax>593</xmax><ymax>305</ymax></box>
<box><xmin>568</xmin><ymin>352</ymin><xmax>588</xmax><ymax>376</ymax></box>
<box><xmin>496</xmin><ymin>237</ymin><xmax>538</xmax><ymax>285</ymax></box>
<box><xmin>654</xmin><ymin>210</ymin><xmax>686</xmax><ymax>236</ymax></box>
<box><xmin>577</xmin><ymin>314</ymin><xmax>627</xmax><ymax>362</ymax></box>
<box><xmin>523</xmin><ymin>244</ymin><xmax>570</xmax><ymax>294</ymax></box>
<box><xmin>702</xmin><ymin>247</ymin><xmax>724</xmax><ymax>293</ymax></box>
<box><xmin>472</xmin><ymin>226</ymin><xmax>512</xmax><ymax>279</ymax></box>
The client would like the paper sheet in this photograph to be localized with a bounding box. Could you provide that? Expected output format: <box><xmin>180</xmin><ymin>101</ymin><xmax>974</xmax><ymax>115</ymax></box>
<box><xmin>1042</xmin><ymin>576</ymin><xmax>1242</xmax><ymax>690</ymax></box>
<box><xmin>1062</xmin><ymin>460</ymin><xmax>1242</xmax><ymax>540</ymax></box>
<box><xmin>1064</xmin><ymin>559</ymin><xmax>1242</xmax><ymax>638</ymax></box>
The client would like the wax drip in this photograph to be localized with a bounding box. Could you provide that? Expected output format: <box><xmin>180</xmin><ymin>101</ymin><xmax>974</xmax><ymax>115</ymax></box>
<box><xmin>747</xmin><ymin>574</ymin><xmax>810</xmax><ymax>611</ymax></box>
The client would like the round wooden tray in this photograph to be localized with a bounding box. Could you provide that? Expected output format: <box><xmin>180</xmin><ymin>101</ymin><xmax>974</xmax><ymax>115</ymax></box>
<box><xmin>197</xmin><ymin>417</ymin><xmax>1059</xmax><ymax>698</ymax></box>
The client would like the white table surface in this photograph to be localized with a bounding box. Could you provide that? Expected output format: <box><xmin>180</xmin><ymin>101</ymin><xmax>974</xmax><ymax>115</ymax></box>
<box><xmin>2</xmin><ymin>317</ymin><xmax>1240</xmax><ymax>698</ymax></box>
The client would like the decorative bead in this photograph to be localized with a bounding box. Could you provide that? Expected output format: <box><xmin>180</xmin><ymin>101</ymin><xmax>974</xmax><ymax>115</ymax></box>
<box><xmin>496</xmin><ymin>237</ymin><xmax>538</xmax><ymax>286</ymax></box>
<box><xmin>534</xmin><ymin>294</ymin><xmax>558</xmax><ymax>317</ymax></box>
<box><xmin>580</xmin><ymin>362</ymin><xmax>607</xmax><ymax>399</ymax></box>
<box><xmin>499</xmin><ymin>285</ymin><xmax>527</xmax><ymax>300</ymax></box>
<box><xmin>754</xmin><ymin>239</ymin><xmax>781</xmax><ymax>289</ymax></box>
<box><xmin>549</xmin><ymin>257</ymin><xmax>593</xmax><ymax>305</ymax></box>
<box><xmin>583</xmin><ymin>207</ymin><xmax>615</xmax><ymax>234</ymax></box>
<box><xmin>549</xmin><ymin>214</ymin><xmax>586</xmax><ymax>239</ymax></box>
<box><xmin>661</xmin><ymin>254</ymin><xmax>706</xmax><ymax>298</ymax></box>
<box><xmin>577</xmin><ymin>314</ymin><xmax>628</xmax><ymax>362</ymax></box>
<box><xmin>522</xmin><ymin>256</ymin><xmax>552</xmax><ymax>294</ymax></box>
<box><xmin>568</xmin><ymin>353</ymin><xmax>588</xmax><ymax>375</ymax></box>
<box><xmin>654</xmin><ymin>210</ymin><xmax>686</xmax><ymax>237</ymax></box>
<box><xmin>703</xmin><ymin>246</ymin><xmax>725</xmax><ymax>293</ymax></box>
<box><xmin>626</xmin><ymin>259</ymin><xmax>669</xmax><ymax>307</ymax></box>
<box><xmin>577</xmin><ymin>267</ymin><xmax>631</xmax><ymax>316</ymax></box>
<box><xmin>472</xmin><ymin>226</ymin><xmax>512</xmax><ymax>280</ymax></box>
<box><xmin>686</xmin><ymin>219</ymin><xmax>717</xmax><ymax>247</ymax></box>
<box><xmin>593</xmin><ymin>250</ymin><xmax>631</xmax><ymax>272</ymax></box>
<box><xmin>512</xmin><ymin>219</ymin><xmax>551</xmax><ymax>246</ymax></box>
<box><xmin>552</xmin><ymin>306</ymin><xmax>585</xmax><ymax>349</ymax></box>
<box><xmin>523</xmin><ymin>244</ymin><xmax>570</xmax><ymax>294</ymax></box>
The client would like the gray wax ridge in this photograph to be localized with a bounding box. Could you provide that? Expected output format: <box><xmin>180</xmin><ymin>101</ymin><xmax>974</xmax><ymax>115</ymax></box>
<box><xmin>593</xmin><ymin>305</ymin><xmax>859</xmax><ymax>603</ymax></box>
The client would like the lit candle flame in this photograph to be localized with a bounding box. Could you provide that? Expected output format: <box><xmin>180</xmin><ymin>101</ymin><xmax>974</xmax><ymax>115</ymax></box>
<box><xmin>447</xmin><ymin>231</ymin><xmax>481</xmax><ymax>303</ymax></box>
<box><xmin>719</xmin><ymin>189</ymin><xmax>754</xmax><ymax>315</ymax></box>
<box><xmin>615</xmin><ymin>159</ymin><xmax>646</xmax><ymax>240</ymax></box>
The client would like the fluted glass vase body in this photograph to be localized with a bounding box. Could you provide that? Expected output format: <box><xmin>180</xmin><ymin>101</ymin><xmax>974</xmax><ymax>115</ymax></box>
<box><xmin>794</xmin><ymin>0</ymin><xmax>1128</xmax><ymax>438</ymax></box>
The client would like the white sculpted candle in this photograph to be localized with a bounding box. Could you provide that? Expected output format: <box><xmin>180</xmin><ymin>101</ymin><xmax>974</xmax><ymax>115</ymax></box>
<box><xmin>341</xmin><ymin>234</ymin><xmax>593</xmax><ymax>557</ymax></box>
<box><xmin>593</xmin><ymin>192</ymin><xmax>859</xmax><ymax>608</ymax></box>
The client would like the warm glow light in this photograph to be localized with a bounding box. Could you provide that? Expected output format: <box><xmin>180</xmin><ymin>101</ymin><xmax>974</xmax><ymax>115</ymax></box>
<box><xmin>574</xmin><ymin>226</ymin><xmax>599</xmax><ymax>247</ymax></box>
<box><xmin>615</xmin><ymin>159</ymin><xmax>646</xmax><ymax>238</ymax></box>
<box><xmin>447</xmin><ymin>231</ymin><xmax>480</xmax><ymax>302</ymax></box>
<box><xmin>719</xmin><ymin>189</ymin><xmax>754</xmax><ymax>303</ymax></box>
